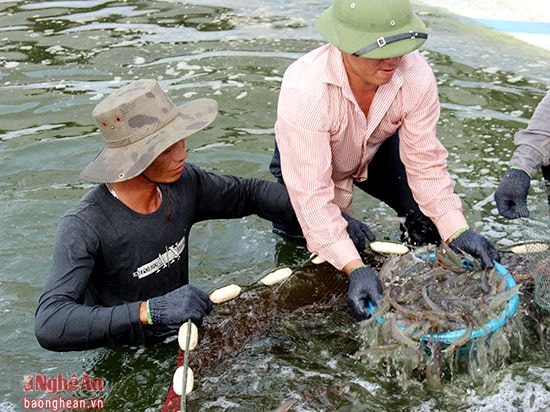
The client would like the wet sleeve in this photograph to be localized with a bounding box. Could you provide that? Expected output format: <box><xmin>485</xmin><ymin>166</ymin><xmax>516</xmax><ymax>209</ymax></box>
<box><xmin>511</xmin><ymin>90</ymin><xmax>550</xmax><ymax>176</ymax></box>
<box><xmin>191</xmin><ymin>166</ymin><xmax>300</xmax><ymax>228</ymax></box>
<box><xmin>34</xmin><ymin>216</ymin><xmax>145</xmax><ymax>351</ymax></box>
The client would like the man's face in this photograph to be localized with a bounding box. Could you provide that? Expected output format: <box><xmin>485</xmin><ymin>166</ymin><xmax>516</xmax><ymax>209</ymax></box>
<box><xmin>144</xmin><ymin>139</ymin><xmax>187</xmax><ymax>183</ymax></box>
<box><xmin>342</xmin><ymin>52</ymin><xmax>402</xmax><ymax>89</ymax></box>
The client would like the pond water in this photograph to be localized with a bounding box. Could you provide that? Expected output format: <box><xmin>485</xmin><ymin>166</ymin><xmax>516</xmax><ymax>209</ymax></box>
<box><xmin>0</xmin><ymin>1</ymin><xmax>549</xmax><ymax>411</ymax></box>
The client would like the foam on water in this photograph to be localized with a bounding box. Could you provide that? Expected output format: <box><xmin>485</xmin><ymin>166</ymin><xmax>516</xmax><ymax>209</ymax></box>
<box><xmin>201</xmin><ymin>397</ymin><xmax>241</xmax><ymax>410</ymax></box>
<box><xmin>0</xmin><ymin>402</ymin><xmax>17</xmax><ymax>412</ymax></box>
<box><xmin>465</xmin><ymin>368</ymin><xmax>550</xmax><ymax>411</ymax></box>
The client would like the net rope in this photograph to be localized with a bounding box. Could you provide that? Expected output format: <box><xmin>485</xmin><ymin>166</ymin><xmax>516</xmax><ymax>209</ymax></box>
<box><xmin>532</xmin><ymin>247</ymin><xmax>550</xmax><ymax>310</ymax></box>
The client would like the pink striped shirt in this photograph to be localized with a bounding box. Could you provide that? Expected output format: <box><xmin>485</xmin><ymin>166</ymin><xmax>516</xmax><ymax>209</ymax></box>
<box><xmin>275</xmin><ymin>44</ymin><xmax>468</xmax><ymax>270</ymax></box>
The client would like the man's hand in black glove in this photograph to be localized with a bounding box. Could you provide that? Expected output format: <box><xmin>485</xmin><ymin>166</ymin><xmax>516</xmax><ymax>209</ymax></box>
<box><xmin>347</xmin><ymin>266</ymin><xmax>383</xmax><ymax>320</ymax></box>
<box><xmin>342</xmin><ymin>213</ymin><xmax>376</xmax><ymax>253</ymax></box>
<box><xmin>148</xmin><ymin>284</ymin><xmax>213</xmax><ymax>327</ymax></box>
<box><xmin>494</xmin><ymin>168</ymin><xmax>531</xmax><ymax>219</ymax></box>
<box><xmin>449</xmin><ymin>228</ymin><xmax>501</xmax><ymax>269</ymax></box>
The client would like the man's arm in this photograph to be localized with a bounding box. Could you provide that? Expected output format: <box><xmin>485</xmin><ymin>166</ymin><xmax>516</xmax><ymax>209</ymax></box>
<box><xmin>398</xmin><ymin>61</ymin><xmax>468</xmax><ymax>242</ymax></box>
<box><xmin>398</xmin><ymin>57</ymin><xmax>499</xmax><ymax>266</ymax></box>
<box><xmin>35</xmin><ymin>217</ymin><xmax>145</xmax><ymax>351</ymax></box>
<box><xmin>495</xmin><ymin>90</ymin><xmax>550</xmax><ymax>219</ymax></box>
<box><xmin>190</xmin><ymin>165</ymin><xmax>299</xmax><ymax>229</ymax></box>
<box><xmin>510</xmin><ymin>90</ymin><xmax>550</xmax><ymax>176</ymax></box>
<box><xmin>273</xmin><ymin>84</ymin><xmax>361</xmax><ymax>270</ymax></box>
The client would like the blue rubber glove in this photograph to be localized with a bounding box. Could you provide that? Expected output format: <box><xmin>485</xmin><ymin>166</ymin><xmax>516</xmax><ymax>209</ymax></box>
<box><xmin>148</xmin><ymin>284</ymin><xmax>212</xmax><ymax>327</ymax></box>
<box><xmin>347</xmin><ymin>266</ymin><xmax>383</xmax><ymax>320</ymax></box>
<box><xmin>449</xmin><ymin>229</ymin><xmax>500</xmax><ymax>268</ymax></box>
<box><xmin>494</xmin><ymin>168</ymin><xmax>531</xmax><ymax>219</ymax></box>
<box><xmin>342</xmin><ymin>213</ymin><xmax>376</xmax><ymax>252</ymax></box>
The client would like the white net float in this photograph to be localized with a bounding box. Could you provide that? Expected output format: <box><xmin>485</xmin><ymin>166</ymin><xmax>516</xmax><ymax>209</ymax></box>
<box><xmin>178</xmin><ymin>322</ymin><xmax>198</xmax><ymax>351</ymax></box>
<box><xmin>369</xmin><ymin>241</ymin><xmax>410</xmax><ymax>255</ymax></box>
<box><xmin>209</xmin><ymin>284</ymin><xmax>242</xmax><ymax>304</ymax></box>
<box><xmin>259</xmin><ymin>267</ymin><xmax>293</xmax><ymax>286</ymax></box>
<box><xmin>172</xmin><ymin>366</ymin><xmax>194</xmax><ymax>396</ymax></box>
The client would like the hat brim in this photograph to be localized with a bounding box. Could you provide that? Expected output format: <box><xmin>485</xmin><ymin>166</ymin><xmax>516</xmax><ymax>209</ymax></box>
<box><xmin>80</xmin><ymin>98</ymin><xmax>218</xmax><ymax>183</ymax></box>
<box><xmin>317</xmin><ymin>6</ymin><xmax>427</xmax><ymax>59</ymax></box>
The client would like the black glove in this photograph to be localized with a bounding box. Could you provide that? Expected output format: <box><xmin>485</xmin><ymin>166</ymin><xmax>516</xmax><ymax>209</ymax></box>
<box><xmin>494</xmin><ymin>168</ymin><xmax>531</xmax><ymax>219</ymax></box>
<box><xmin>347</xmin><ymin>266</ymin><xmax>383</xmax><ymax>320</ymax></box>
<box><xmin>543</xmin><ymin>165</ymin><xmax>550</xmax><ymax>211</ymax></box>
<box><xmin>342</xmin><ymin>213</ymin><xmax>376</xmax><ymax>252</ymax></box>
<box><xmin>449</xmin><ymin>229</ymin><xmax>500</xmax><ymax>268</ymax></box>
<box><xmin>400</xmin><ymin>211</ymin><xmax>440</xmax><ymax>246</ymax></box>
<box><xmin>148</xmin><ymin>284</ymin><xmax>212</xmax><ymax>327</ymax></box>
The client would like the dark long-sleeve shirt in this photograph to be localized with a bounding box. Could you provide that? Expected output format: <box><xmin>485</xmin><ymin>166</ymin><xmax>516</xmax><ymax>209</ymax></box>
<box><xmin>35</xmin><ymin>164</ymin><xmax>297</xmax><ymax>351</ymax></box>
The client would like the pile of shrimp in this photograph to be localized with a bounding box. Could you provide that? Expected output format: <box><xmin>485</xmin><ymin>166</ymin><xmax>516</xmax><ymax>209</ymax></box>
<box><xmin>363</xmin><ymin>245</ymin><xmax>519</xmax><ymax>358</ymax></box>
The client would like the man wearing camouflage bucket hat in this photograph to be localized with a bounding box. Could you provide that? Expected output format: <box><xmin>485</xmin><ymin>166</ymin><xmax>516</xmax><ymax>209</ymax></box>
<box><xmin>34</xmin><ymin>79</ymin><xmax>308</xmax><ymax>350</ymax></box>
<box><xmin>269</xmin><ymin>0</ymin><xmax>501</xmax><ymax>320</ymax></box>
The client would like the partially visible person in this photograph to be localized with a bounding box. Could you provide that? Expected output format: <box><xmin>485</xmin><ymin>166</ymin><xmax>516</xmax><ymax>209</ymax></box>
<box><xmin>495</xmin><ymin>90</ymin><xmax>550</xmax><ymax>218</ymax></box>
<box><xmin>269</xmin><ymin>0</ymin><xmax>501</xmax><ymax>320</ymax></box>
<box><xmin>35</xmin><ymin>79</ymin><xmax>306</xmax><ymax>351</ymax></box>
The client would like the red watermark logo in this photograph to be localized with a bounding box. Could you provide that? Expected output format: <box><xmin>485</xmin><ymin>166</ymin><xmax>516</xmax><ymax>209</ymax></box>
<box><xmin>23</xmin><ymin>373</ymin><xmax>104</xmax><ymax>394</ymax></box>
<box><xmin>22</xmin><ymin>373</ymin><xmax>105</xmax><ymax>411</ymax></box>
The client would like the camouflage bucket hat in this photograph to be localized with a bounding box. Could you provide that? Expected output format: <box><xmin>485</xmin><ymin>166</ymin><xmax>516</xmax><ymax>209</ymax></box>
<box><xmin>80</xmin><ymin>79</ymin><xmax>218</xmax><ymax>183</ymax></box>
<box><xmin>317</xmin><ymin>0</ymin><xmax>428</xmax><ymax>59</ymax></box>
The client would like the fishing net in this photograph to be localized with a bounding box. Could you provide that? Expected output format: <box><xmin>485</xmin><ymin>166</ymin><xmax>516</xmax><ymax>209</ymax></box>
<box><xmin>162</xmin><ymin>245</ymin><xmax>521</xmax><ymax>410</ymax></box>
<box><xmin>532</xmin><ymin>248</ymin><xmax>550</xmax><ymax>310</ymax></box>
<box><xmin>507</xmin><ymin>221</ymin><xmax>550</xmax><ymax>311</ymax></box>
<box><xmin>162</xmin><ymin>255</ymin><xmax>356</xmax><ymax>412</ymax></box>
<box><xmin>522</xmin><ymin>166</ymin><xmax>550</xmax><ymax>310</ymax></box>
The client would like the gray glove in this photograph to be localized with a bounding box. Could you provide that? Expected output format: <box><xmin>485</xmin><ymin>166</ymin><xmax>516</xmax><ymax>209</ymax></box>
<box><xmin>148</xmin><ymin>284</ymin><xmax>212</xmax><ymax>327</ymax></box>
<box><xmin>342</xmin><ymin>213</ymin><xmax>376</xmax><ymax>252</ymax></box>
<box><xmin>347</xmin><ymin>266</ymin><xmax>383</xmax><ymax>320</ymax></box>
<box><xmin>449</xmin><ymin>229</ymin><xmax>500</xmax><ymax>268</ymax></box>
<box><xmin>494</xmin><ymin>168</ymin><xmax>531</xmax><ymax>219</ymax></box>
